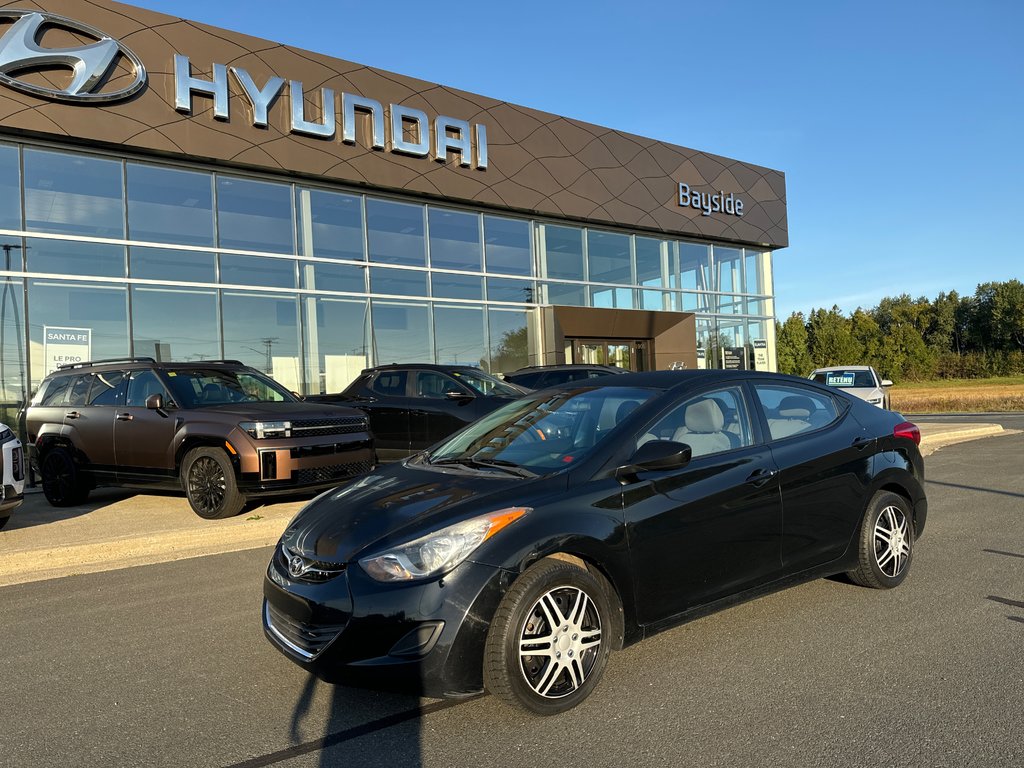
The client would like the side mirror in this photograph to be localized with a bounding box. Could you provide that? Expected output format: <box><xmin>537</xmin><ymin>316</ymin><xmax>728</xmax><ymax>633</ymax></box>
<box><xmin>880</xmin><ymin>379</ymin><xmax>893</xmax><ymax>388</ymax></box>
<box><xmin>145</xmin><ymin>393</ymin><xmax>163</xmax><ymax>410</ymax></box>
<box><xmin>445</xmin><ymin>390</ymin><xmax>473</xmax><ymax>400</ymax></box>
<box><xmin>615</xmin><ymin>440</ymin><xmax>692</xmax><ymax>485</ymax></box>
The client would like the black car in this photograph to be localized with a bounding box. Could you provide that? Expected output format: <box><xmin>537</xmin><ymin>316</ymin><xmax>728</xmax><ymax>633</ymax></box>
<box><xmin>264</xmin><ymin>370</ymin><xmax>926</xmax><ymax>715</ymax></box>
<box><xmin>502</xmin><ymin>364</ymin><xmax>625</xmax><ymax>390</ymax></box>
<box><xmin>306</xmin><ymin>364</ymin><xmax>527</xmax><ymax>461</ymax></box>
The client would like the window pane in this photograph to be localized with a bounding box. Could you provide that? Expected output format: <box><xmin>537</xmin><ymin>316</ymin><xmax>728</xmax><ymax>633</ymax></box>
<box><xmin>0</xmin><ymin>144</ymin><xmax>20</xmax><ymax>230</ymax></box>
<box><xmin>371</xmin><ymin>301</ymin><xmax>431</xmax><ymax>362</ymax></box>
<box><xmin>484</xmin><ymin>216</ymin><xmax>532</xmax><ymax>276</ymax></box>
<box><xmin>221</xmin><ymin>292</ymin><xmax>300</xmax><ymax>391</ymax></box>
<box><xmin>127</xmin><ymin>164</ymin><xmax>214</xmax><ymax>246</ymax></box>
<box><xmin>300</xmin><ymin>262</ymin><xmax>365</xmax><ymax>293</ymax></box>
<box><xmin>298</xmin><ymin>188</ymin><xmax>363</xmax><ymax>261</ymax></box>
<box><xmin>29</xmin><ymin>280</ymin><xmax>129</xmax><ymax>384</ymax></box>
<box><xmin>26</xmin><ymin>237</ymin><xmax>125</xmax><ymax>277</ymax></box>
<box><xmin>131</xmin><ymin>286</ymin><xmax>219</xmax><ymax>362</ymax></box>
<box><xmin>754</xmin><ymin>384</ymin><xmax>839</xmax><ymax>440</ymax></box>
<box><xmin>590</xmin><ymin>286</ymin><xmax>634</xmax><ymax>309</ymax></box>
<box><xmin>641</xmin><ymin>290</ymin><xmax>670</xmax><ymax>311</ymax></box>
<box><xmin>544</xmin><ymin>282</ymin><xmax>585</xmax><ymax>306</ymax></box>
<box><xmin>126</xmin><ymin>369</ymin><xmax>168</xmax><ymax>407</ymax></box>
<box><xmin>24</xmin><ymin>149</ymin><xmax>124</xmax><ymax>238</ymax></box>
<box><xmin>487</xmin><ymin>277</ymin><xmax>535</xmax><ymax>304</ymax></box>
<box><xmin>635</xmin><ymin>237</ymin><xmax>663</xmax><ymax>287</ymax></box>
<box><xmin>366</xmin><ymin>199</ymin><xmax>425</xmax><ymax>266</ymax></box>
<box><xmin>434</xmin><ymin>305</ymin><xmax>485</xmax><ymax>367</ymax></box>
<box><xmin>220</xmin><ymin>254</ymin><xmax>296</xmax><ymax>288</ymax></box>
<box><xmin>713</xmin><ymin>246</ymin><xmax>743</xmax><ymax>293</ymax></box>
<box><xmin>487</xmin><ymin>309</ymin><xmax>528</xmax><ymax>374</ymax></box>
<box><xmin>217</xmin><ymin>177</ymin><xmax>293</xmax><ymax>253</ymax></box>
<box><xmin>370</xmin><ymin>267</ymin><xmax>427</xmax><ymax>297</ymax></box>
<box><xmin>88</xmin><ymin>370</ymin><xmax>127</xmax><ymax>406</ymax></box>
<box><xmin>587</xmin><ymin>230</ymin><xmax>630</xmax><ymax>283</ymax></box>
<box><xmin>0</xmin><ymin>273</ymin><xmax>25</xmax><ymax>425</ymax></box>
<box><xmin>679</xmin><ymin>242</ymin><xmax>710</xmax><ymax>291</ymax></box>
<box><xmin>431</xmin><ymin>272</ymin><xmax>483</xmax><ymax>301</ymax></box>
<box><xmin>131</xmin><ymin>246</ymin><xmax>216</xmax><ymax>283</ymax></box>
<box><xmin>304</xmin><ymin>297</ymin><xmax>369</xmax><ymax>394</ymax></box>
<box><xmin>642</xmin><ymin>385</ymin><xmax>753</xmax><ymax>457</ymax></box>
<box><xmin>543</xmin><ymin>225</ymin><xmax>584</xmax><ymax>280</ymax></box>
<box><xmin>429</xmin><ymin>208</ymin><xmax>481</xmax><ymax>271</ymax></box>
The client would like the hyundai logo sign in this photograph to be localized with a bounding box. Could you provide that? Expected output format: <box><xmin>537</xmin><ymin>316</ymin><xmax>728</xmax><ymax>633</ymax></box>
<box><xmin>0</xmin><ymin>10</ymin><xmax>146</xmax><ymax>103</ymax></box>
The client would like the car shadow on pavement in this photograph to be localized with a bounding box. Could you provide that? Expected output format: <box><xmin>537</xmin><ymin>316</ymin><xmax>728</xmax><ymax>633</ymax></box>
<box><xmin>924</xmin><ymin>479</ymin><xmax>1024</xmax><ymax>499</ymax></box>
<box><xmin>7</xmin><ymin>487</ymin><xmax>148</xmax><ymax>530</ymax></box>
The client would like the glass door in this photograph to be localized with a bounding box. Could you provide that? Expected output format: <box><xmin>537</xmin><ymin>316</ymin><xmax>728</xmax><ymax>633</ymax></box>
<box><xmin>569</xmin><ymin>338</ymin><xmax>652</xmax><ymax>372</ymax></box>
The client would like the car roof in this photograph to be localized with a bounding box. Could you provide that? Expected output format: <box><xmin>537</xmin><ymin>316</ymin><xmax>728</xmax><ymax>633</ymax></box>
<box><xmin>506</xmin><ymin>364</ymin><xmax>622</xmax><ymax>374</ymax></box>
<box><xmin>51</xmin><ymin>358</ymin><xmax>251</xmax><ymax>374</ymax></box>
<box><xmin>360</xmin><ymin>363</ymin><xmax>486</xmax><ymax>374</ymax></box>
<box><xmin>810</xmin><ymin>365</ymin><xmax>874</xmax><ymax>372</ymax></box>
<box><xmin>540</xmin><ymin>369</ymin><xmax>814</xmax><ymax>392</ymax></box>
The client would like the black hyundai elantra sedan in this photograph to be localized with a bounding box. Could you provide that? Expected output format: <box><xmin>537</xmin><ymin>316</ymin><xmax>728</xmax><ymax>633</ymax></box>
<box><xmin>263</xmin><ymin>370</ymin><xmax>926</xmax><ymax>715</ymax></box>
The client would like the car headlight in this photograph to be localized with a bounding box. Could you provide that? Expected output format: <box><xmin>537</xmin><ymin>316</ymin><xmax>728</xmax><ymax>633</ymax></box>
<box><xmin>359</xmin><ymin>507</ymin><xmax>530</xmax><ymax>582</ymax></box>
<box><xmin>240</xmin><ymin>420</ymin><xmax>292</xmax><ymax>439</ymax></box>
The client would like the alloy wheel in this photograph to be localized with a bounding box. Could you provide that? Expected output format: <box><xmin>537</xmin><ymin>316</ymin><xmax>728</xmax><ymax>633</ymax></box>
<box><xmin>42</xmin><ymin>452</ymin><xmax>75</xmax><ymax>502</ymax></box>
<box><xmin>873</xmin><ymin>504</ymin><xmax>910</xmax><ymax>578</ymax></box>
<box><xmin>188</xmin><ymin>456</ymin><xmax>226</xmax><ymax>516</ymax></box>
<box><xmin>518</xmin><ymin>585</ymin><xmax>602</xmax><ymax>699</ymax></box>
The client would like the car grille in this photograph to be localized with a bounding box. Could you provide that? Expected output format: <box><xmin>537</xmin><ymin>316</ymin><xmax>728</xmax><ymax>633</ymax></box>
<box><xmin>276</xmin><ymin>544</ymin><xmax>346</xmax><ymax>584</ymax></box>
<box><xmin>265</xmin><ymin>601</ymin><xmax>345</xmax><ymax>660</ymax></box>
<box><xmin>294</xmin><ymin>460</ymin><xmax>373</xmax><ymax>485</ymax></box>
<box><xmin>291</xmin><ymin>417</ymin><xmax>368</xmax><ymax>438</ymax></box>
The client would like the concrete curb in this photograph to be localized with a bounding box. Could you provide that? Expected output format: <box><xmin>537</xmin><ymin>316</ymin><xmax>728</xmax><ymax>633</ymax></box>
<box><xmin>918</xmin><ymin>424</ymin><xmax>1007</xmax><ymax>457</ymax></box>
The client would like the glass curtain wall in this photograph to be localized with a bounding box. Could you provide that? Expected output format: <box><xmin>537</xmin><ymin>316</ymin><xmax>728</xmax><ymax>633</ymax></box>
<box><xmin>0</xmin><ymin>139</ymin><xmax>777</xmax><ymax>423</ymax></box>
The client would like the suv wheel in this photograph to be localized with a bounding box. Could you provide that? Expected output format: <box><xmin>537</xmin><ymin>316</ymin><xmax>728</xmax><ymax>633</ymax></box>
<box><xmin>182</xmin><ymin>447</ymin><xmax>246</xmax><ymax>519</ymax></box>
<box><xmin>40</xmin><ymin>447</ymin><xmax>90</xmax><ymax>507</ymax></box>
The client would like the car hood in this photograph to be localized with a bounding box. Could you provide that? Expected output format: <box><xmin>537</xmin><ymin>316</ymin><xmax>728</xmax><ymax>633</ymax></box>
<box><xmin>282</xmin><ymin>461</ymin><xmax>560</xmax><ymax>562</ymax></box>
<box><xmin>197</xmin><ymin>401</ymin><xmax>365</xmax><ymax>419</ymax></box>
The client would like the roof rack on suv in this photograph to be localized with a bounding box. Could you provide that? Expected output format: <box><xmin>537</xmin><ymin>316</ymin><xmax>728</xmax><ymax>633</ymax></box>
<box><xmin>57</xmin><ymin>357</ymin><xmax>157</xmax><ymax>370</ymax></box>
<box><xmin>165</xmin><ymin>359</ymin><xmax>245</xmax><ymax>366</ymax></box>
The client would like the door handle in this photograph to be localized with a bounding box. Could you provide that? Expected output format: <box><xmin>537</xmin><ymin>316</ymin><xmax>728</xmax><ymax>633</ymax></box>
<box><xmin>852</xmin><ymin>436</ymin><xmax>873</xmax><ymax>450</ymax></box>
<box><xmin>116</xmin><ymin>412</ymin><xmax>133</xmax><ymax>421</ymax></box>
<box><xmin>745</xmin><ymin>468</ymin><xmax>778</xmax><ymax>487</ymax></box>
<box><xmin>65</xmin><ymin>410</ymin><xmax>81</xmax><ymax>419</ymax></box>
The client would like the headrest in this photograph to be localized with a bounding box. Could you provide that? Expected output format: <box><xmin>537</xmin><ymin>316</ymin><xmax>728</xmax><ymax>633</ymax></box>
<box><xmin>778</xmin><ymin>395</ymin><xmax>814</xmax><ymax>418</ymax></box>
<box><xmin>685</xmin><ymin>399</ymin><xmax>724</xmax><ymax>433</ymax></box>
<box><xmin>615</xmin><ymin>400</ymin><xmax>640</xmax><ymax>422</ymax></box>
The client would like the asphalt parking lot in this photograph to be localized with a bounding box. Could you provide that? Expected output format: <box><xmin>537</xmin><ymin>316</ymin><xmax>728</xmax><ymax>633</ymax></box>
<box><xmin>1</xmin><ymin>426</ymin><xmax>1021</xmax><ymax>767</ymax></box>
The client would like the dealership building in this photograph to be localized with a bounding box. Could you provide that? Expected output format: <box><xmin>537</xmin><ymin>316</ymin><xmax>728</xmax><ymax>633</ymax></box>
<box><xmin>0</xmin><ymin>0</ymin><xmax>787</xmax><ymax>424</ymax></box>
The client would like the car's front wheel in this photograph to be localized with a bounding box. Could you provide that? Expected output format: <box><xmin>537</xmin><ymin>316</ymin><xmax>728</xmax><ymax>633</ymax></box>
<box><xmin>181</xmin><ymin>447</ymin><xmax>246</xmax><ymax>519</ymax></box>
<box><xmin>484</xmin><ymin>558</ymin><xmax>614</xmax><ymax>715</ymax></box>
<box><xmin>40</xmin><ymin>447</ymin><xmax>90</xmax><ymax>507</ymax></box>
<box><xmin>847</xmin><ymin>491</ymin><xmax>914</xmax><ymax>588</ymax></box>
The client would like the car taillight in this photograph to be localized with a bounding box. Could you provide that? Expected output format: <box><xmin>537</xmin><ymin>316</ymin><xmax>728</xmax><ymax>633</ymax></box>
<box><xmin>893</xmin><ymin>421</ymin><xmax>921</xmax><ymax>445</ymax></box>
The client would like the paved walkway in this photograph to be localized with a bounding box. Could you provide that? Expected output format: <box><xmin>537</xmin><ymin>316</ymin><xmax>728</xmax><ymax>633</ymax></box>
<box><xmin>0</xmin><ymin>421</ymin><xmax>1010</xmax><ymax>587</ymax></box>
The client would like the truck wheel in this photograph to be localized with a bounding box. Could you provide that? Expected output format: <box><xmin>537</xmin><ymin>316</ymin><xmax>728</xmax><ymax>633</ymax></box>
<box><xmin>40</xmin><ymin>447</ymin><xmax>90</xmax><ymax>507</ymax></box>
<box><xmin>181</xmin><ymin>447</ymin><xmax>246</xmax><ymax>519</ymax></box>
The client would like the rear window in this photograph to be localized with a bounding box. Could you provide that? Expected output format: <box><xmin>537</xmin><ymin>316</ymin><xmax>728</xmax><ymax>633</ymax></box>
<box><xmin>812</xmin><ymin>370</ymin><xmax>876</xmax><ymax>388</ymax></box>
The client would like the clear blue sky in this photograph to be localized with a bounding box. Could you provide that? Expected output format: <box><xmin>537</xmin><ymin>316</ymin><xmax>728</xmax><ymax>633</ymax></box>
<box><xmin>135</xmin><ymin>0</ymin><xmax>1022</xmax><ymax>321</ymax></box>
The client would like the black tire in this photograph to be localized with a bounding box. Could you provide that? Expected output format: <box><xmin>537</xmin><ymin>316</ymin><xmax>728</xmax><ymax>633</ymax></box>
<box><xmin>40</xmin><ymin>447</ymin><xmax>90</xmax><ymax>507</ymax></box>
<box><xmin>483</xmin><ymin>558</ymin><xmax>614</xmax><ymax>715</ymax></box>
<box><xmin>847</xmin><ymin>491</ymin><xmax>913</xmax><ymax>589</ymax></box>
<box><xmin>181</xmin><ymin>447</ymin><xmax>246</xmax><ymax>519</ymax></box>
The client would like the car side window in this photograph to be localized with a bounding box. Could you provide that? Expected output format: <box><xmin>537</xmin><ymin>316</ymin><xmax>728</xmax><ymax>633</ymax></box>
<box><xmin>126</xmin><ymin>370</ymin><xmax>168</xmax><ymax>407</ymax></box>
<box><xmin>65</xmin><ymin>374</ymin><xmax>93</xmax><ymax>407</ymax></box>
<box><xmin>88</xmin><ymin>370</ymin><xmax>128</xmax><ymax>406</ymax></box>
<box><xmin>414</xmin><ymin>371</ymin><xmax>460</xmax><ymax>399</ymax></box>
<box><xmin>371</xmin><ymin>371</ymin><xmax>407</xmax><ymax>397</ymax></box>
<box><xmin>639</xmin><ymin>385</ymin><xmax>753</xmax><ymax>458</ymax></box>
<box><xmin>754</xmin><ymin>384</ymin><xmax>840</xmax><ymax>440</ymax></box>
<box><xmin>40</xmin><ymin>375</ymin><xmax>73</xmax><ymax>406</ymax></box>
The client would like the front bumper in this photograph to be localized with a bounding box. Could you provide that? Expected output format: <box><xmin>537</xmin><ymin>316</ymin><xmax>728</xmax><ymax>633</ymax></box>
<box><xmin>262</xmin><ymin>553</ymin><xmax>512</xmax><ymax>698</ymax></box>
<box><xmin>234</xmin><ymin>430</ymin><xmax>374</xmax><ymax>495</ymax></box>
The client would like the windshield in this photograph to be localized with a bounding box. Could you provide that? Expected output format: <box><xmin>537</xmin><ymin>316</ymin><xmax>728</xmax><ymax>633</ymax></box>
<box><xmin>450</xmin><ymin>368</ymin><xmax>523</xmax><ymax>397</ymax></box>
<box><xmin>812</xmin><ymin>370</ymin><xmax>876</xmax><ymax>388</ymax></box>
<box><xmin>428</xmin><ymin>386</ymin><xmax>657</xmax><ymax>474</ymax></box>
<box><xmin>162</xmin><ymin>368</ymin><xmax>297</xmax><ymax>407</ymax></box>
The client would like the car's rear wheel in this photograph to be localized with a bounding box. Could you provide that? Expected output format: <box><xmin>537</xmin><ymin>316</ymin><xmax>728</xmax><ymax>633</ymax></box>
<box><xmin>847</xmin><ymin>491</ymin><xmax>913</xmax><ymax>589</ymax></box>
<box><xmin>40</xmin><ymin>447</ymin><xmax>90</xmax><ymax>507</ymax></box>
<box><xmin>182</xmin><ymin>447</ymin><xmax>246</xmax><ymax>519</ymax></box>
<box><xmin>484</xmin><ymin>558</ymin><xmax>614</xmax><ymax>715</ymax></box>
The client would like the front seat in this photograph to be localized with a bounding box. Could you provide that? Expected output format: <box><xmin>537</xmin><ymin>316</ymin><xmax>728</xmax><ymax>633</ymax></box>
<box><xmin>672</xmin><ymin>399</ymin><xmax>731</xmax><ymax>456</ymax></box>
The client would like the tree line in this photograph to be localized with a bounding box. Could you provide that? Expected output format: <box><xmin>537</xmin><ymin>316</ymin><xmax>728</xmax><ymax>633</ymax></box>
<box><xmin>775</xmin><ymin>279</ymin><xmax>1024</xmax><ymax>382</ymax></box>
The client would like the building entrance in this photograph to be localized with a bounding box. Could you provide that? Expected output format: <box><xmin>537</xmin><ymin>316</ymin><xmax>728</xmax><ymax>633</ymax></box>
<box><xmin>569</xmin><ymin>338</ymin><xmax>652</xmax><ymax>372</ymax></box>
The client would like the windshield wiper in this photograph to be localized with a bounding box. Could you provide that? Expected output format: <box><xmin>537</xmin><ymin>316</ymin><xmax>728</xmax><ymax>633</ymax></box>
<box><xmin>429</xmin><ymin>456</ymin><xmax>536</xmax><ymax>478</ymax></box>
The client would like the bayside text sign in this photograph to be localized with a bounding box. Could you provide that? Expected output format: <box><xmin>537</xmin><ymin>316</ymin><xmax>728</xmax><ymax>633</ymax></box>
<box><xmin>678</xmin><ymin>183</ymin><xmax>743</xmax><ymax>217</ymax></box>
<box><xmin>44</xmin><ymin>326</ymin><xmax>91</xmax><ymax>374</ymax></box>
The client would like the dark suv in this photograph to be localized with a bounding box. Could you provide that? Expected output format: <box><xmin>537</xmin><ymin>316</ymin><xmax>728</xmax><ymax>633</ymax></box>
<box><xmin>502</xmin><ymin>364</ymin><xmax>625</xmax><ymax>389</ymax></box>
<box><xmin>25</xmin><ymin>358</ymin><xmax>374</xmax><ymax>519</ymax></box>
